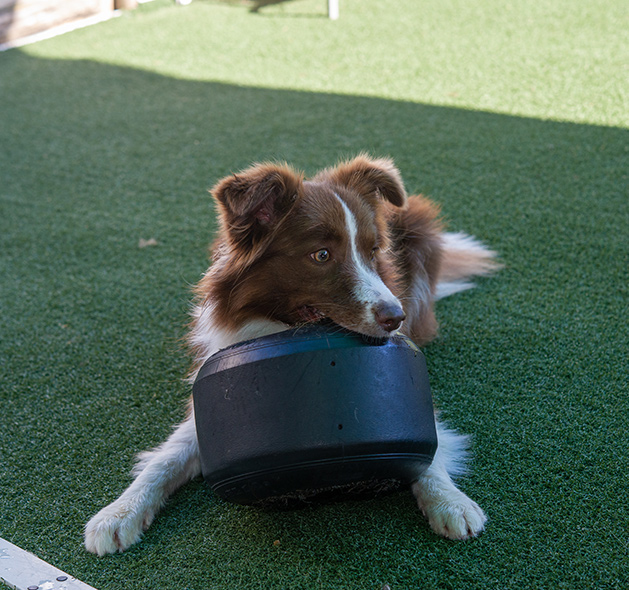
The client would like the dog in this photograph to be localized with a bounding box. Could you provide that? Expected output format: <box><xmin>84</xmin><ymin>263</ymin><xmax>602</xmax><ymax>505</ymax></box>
<box><xmin>84</xmin><ymin>155</ymin><xmax>498</xmax><ymax>555</ymax></box>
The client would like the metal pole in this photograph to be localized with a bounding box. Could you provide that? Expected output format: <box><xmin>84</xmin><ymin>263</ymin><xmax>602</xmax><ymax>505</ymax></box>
<box><xmin>328</xmin><ymin>0</ymin><xmax>339</xmax><ymax>20</ymax></box>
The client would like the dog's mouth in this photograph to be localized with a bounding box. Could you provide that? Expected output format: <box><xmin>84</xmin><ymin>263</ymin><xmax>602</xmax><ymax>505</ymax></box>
<box><xmin>296</xmin><ymin>305</ymin><xmax>326</xmax><ymax>324</ymax></box>
<box><xmin>296</xmin><ymin>305</ymin><xmax>326</xmax><ymax>323</ymax></box>
<box><xmin>294</xmin><ymin>305</ymin><xmax>394</xmax><ymax>337</ymax></box>
<box><xmin>293</xmin><ymin>305</ymin><xmax>391</xmax><ymax>344</ymax></box>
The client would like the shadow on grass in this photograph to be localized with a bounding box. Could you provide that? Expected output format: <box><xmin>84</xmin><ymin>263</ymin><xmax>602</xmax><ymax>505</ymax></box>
<box><xmin>1</xmin><ymin>50</ymin><xmax>627</xmax><ymax>590</ymax></box>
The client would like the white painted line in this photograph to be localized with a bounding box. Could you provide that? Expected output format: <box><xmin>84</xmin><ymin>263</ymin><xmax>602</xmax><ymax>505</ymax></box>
<box><xmin>0</xmin><ymin>11</ymin><xmax>121</xmax><ymax>52</ymax></box>
<box><xmin>0</xmin><ymin>537</ymin><xmax>97</xmax><ymax>590</ymax></box>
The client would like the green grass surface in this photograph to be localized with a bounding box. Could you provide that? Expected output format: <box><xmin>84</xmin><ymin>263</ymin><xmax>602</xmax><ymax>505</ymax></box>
<box><xmin>1</xmin><ymin>1</ymin><xmax>627</xmax><ymax>588</ymax></box>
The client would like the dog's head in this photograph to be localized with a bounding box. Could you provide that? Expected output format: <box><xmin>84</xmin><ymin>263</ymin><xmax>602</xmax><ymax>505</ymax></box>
<box><xmin>209</xmin><ymin>155</ymin><xmax>408</xmax><ymax>338</ymax></box>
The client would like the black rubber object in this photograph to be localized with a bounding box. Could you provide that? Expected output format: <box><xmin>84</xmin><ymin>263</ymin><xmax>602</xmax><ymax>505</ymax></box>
<box><xmin>192</xmin><ymin>322</ymin><xmax>437</xmax><ymax>506</ymax></box>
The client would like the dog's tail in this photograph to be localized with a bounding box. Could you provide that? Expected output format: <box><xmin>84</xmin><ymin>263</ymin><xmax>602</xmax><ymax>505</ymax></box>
<box><xmin>436</xmin><ymin>232</ymin><xmax>501</xmax><ymax>300</ymax></box>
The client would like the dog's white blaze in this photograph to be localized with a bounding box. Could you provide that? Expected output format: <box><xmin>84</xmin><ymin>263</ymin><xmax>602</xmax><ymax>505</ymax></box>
<box><xmin>333</xmin><ymin>194</ymin><xmax>400</xmax><ymax>312</ymax></box>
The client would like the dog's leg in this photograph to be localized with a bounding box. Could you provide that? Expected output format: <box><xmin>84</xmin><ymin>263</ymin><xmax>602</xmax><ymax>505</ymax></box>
<box><xmin>84</xmin><ymin>411</ymin><xmax>200</xmax><ymax>555</ymax></box>
<box><xmin>412</xmin><ymin>422</ymin><xmax>487</xmax><ymax>540</ymax></box>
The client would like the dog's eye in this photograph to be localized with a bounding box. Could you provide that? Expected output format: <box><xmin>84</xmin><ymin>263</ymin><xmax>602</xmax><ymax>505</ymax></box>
<box><xmin>311</xmin><ymin>249</ymin><xmax>331</xmax><ymax>263</ymax></box>
<box><xmin>370</xmin><ymin>246</ymin><xmax>379</xmax><ymax>260</ymax></box>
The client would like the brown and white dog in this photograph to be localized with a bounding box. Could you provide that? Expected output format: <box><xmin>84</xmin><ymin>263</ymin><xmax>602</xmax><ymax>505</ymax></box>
<box><xmin>84</xmin><ymin>155</ymin><xmax>498</xmax><ymax>555</ymax></box>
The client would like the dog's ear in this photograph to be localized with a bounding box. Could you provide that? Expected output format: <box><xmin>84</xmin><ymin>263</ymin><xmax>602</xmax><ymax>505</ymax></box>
<box><xmin>211</xmin><ymin>163</ymin><xmax>302</xmax><ymax>247</ymax></box>
<box><xmin>316</xmin><ymin>154</ymin><xmax>407</xmax><ymax>208</ymax></box>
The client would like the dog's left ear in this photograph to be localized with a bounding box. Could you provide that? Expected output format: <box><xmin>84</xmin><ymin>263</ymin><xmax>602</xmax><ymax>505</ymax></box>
<box><xmin>315</xmin><ymin>155</ymin><xmax>408</xmax><ymax>207</ymax></box>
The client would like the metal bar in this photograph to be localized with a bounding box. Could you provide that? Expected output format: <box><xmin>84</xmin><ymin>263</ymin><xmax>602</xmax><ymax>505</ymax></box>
<box><xmin>328</xmin><ymin>0</ymin><xmax>339</xmax><ymax>20</ymax></box>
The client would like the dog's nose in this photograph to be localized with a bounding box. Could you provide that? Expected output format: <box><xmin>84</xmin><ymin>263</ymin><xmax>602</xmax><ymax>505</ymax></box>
<box><xmin>374</xmin><ymin>302</ymin><xmax>406</xmax><ymax>332</ymax></box>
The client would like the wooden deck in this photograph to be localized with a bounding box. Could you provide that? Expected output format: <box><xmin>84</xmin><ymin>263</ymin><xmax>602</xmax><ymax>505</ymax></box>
<box><xmin>0</xmin><ymin>0</ymin><xmax>115</xmax><ymax>45</ymax></box>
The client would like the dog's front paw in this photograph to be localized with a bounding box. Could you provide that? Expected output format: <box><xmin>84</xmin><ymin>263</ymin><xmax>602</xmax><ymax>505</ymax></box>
<box><xmin>413</xmin><ymin>484</ymin><xmax>487</xmax><ymax>540</ymax></box>
<box><xmin>84</xmin><ymin>499</ymin><xmax>154</xmax><ymax>556</ymax></box>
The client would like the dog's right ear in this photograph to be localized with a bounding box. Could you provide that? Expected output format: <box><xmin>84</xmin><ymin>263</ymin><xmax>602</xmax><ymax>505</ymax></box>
<box><xmin>314</xmin><ymin>154</ymin><xmax>408</xmax><ymax>208</ymax></box>
<box><xmin>211</xmin><ymin>163</ymin><xmax>303</xmax><ymax>248</ymax></box>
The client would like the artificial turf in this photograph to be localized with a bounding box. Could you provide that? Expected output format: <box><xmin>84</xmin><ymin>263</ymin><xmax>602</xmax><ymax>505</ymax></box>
<box><xmin>0</xmin><ymin>1</ymin><xmax>627</xmax><ymax>588</ymax></box>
